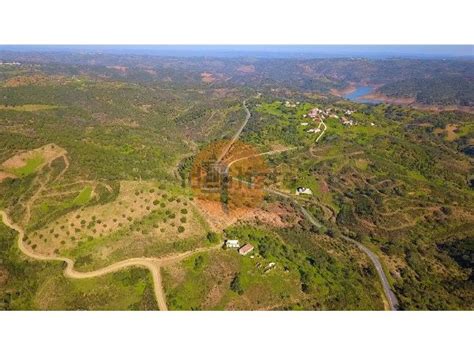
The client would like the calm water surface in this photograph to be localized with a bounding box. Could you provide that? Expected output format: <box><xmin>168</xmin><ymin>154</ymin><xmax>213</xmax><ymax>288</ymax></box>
<box><xmin>343</xmin><ymin>86</ymin><xmax>382</xmax><ymax>104</ymax></box>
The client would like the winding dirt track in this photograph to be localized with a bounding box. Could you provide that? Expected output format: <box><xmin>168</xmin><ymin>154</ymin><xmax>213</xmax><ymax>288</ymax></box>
<box><xmin>0</xmin><ymin>210</ymin><xmax>222</xmax><ymax>311</ymax></box>
<box><xmin>0</xmin><ymin>144</ymin><xmax>227</xmax><ymax>311</ymax></box>
<box><xmin>1</xmin><ymin>100</ymin><xmax>399</xmax><ymax>311</ymax></box>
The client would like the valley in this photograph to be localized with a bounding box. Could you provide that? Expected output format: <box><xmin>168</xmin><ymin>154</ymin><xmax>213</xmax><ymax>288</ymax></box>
<box><xmin>0</xmin><ymin>51</ymin><xmax>472</xmax><ymax>310</ymax></box>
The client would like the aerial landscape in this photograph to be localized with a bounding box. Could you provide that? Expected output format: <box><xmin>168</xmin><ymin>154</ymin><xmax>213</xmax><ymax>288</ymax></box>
<box><xmin>0</xmin><ymin>45</ymin><xmax>472</xmax><ymax>311</ymax></box>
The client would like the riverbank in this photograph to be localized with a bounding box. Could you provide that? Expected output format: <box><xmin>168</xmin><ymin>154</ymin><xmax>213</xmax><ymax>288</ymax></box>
<box><xmin>334</xmin><ymin>84</ymin><xmax>474</xmax><ymax>113</ymax></box>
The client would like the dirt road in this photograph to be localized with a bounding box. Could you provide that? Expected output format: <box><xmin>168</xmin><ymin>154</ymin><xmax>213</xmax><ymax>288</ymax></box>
<box><xmin>0</xmin><ymin>210</ymin><xmax>221</xmax><ymax>311</ymax></box>
<box><xmin>217</xmin><ymin>99</ymin><xmax>251</xmax><ymax>162</ymax></box>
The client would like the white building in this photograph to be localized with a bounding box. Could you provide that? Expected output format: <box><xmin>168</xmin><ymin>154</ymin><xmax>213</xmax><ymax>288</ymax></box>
<box><xmin>226</xmin><ymin>240</ymin><xmax>240</xmax><ymax>248</ymax></box>
<box><xmin>300</xmin><ymin>122</ymin><xmax>309</xmax><ymax>126</ymax></box>
<box><xmin>341</xmin><ymin>117</ymin><xmax>354</xmax><ymax>126</ymax></box>
<box><xmin>296</xmin><ymin>187</ymin><xmax>313</xmax><ymax>195</ymax></box>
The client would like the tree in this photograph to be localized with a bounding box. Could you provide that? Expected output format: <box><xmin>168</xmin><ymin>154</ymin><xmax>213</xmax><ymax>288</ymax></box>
<box><xmin>230</xmin><ymin>273</ymin><xmax>244</xmax><ymax>295</ymax></box>
<box><xmin>206</xmin><ymin>231</ymin><xmax>219</xmax><ymax>243</ymax></box>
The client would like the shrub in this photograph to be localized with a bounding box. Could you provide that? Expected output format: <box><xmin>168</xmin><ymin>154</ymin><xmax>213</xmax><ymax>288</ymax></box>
<box><xmin>194</xmin><ymin>255</ymin><xmax>204</xmax><ymax>270</ymax></box>
<box><xmin>230</xmin><ymin>273</ymin><xmax>244</xmax><ymax>295</ymax></box>
<box><xmin>206</xmin><ymin>232</ymin><xmax>219</xmax><ymax>243</ymax></box>
<box><xmin>178</xmin><ymin>226</ymin><xmax>185</xmax><ymax>233</ymax></box>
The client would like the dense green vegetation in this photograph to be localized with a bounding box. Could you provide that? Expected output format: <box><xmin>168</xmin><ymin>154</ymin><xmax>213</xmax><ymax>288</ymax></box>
<box><xmin>379</xmin><ymin>75</ymin><xmax>473</xmax><ymax>106</ymax></box>
<box><xmin>0</xmin><ymin>51</ymin><xmax>472</xmax><ymax>310</ymax></box>
<box><xmin>242</xmin><ymin>99</ymin><xmax>473</xmax><ymax>310</ymax></box>
<box><xmin>163</xmin><ymin>224</ymin><xmax>384</xmax><ymax>310</ymax></box>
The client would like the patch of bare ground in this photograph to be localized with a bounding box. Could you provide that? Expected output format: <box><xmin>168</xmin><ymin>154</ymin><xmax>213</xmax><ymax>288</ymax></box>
<box><xmin>195</xmin><ymin>199</ymin><xmax>254</xmax><ymax>231</ymax></box>
<box><xmin>434</xmin><ymin>123</ymin><xmax>459</xmax><ymax>141</ymax></box>
<box><xmin>195</xmin><ymin>199</ymin><xmax>291</xmax><ymax>231</ymax></box>
<box><xmin>237</xmin><ymin>65</ymin><xmax>256</xmax><ymax>73</ymax></box>
<box><xmin>0</xmin><ymin>171</ymin><xmax>15</xmax><ymax>182</ymax></box>
<box><xmin>200</xmin><ymin>72</ymin><xmax>216</xmax><ymax>83</ymax></box>
<box><xmin>320</xmin><ymin>179</ymin><xmax>329</xmax><ymax>193</ymax></box>
<box><xmin>330</xmin><ymin>83</ymin><xmax>357</xmax><ymax>97</ymax></box>
<box><xmin>1</xmin><ymin>144</ymin><xmax>66</xmax><ymax>171</ymax></box>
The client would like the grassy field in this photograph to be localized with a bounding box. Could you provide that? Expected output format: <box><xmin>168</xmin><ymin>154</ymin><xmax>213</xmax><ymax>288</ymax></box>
<box><xmin>72</xmin><ymin>186</ymin><xmax>93</xmax><ymax>206</ymax></box>
<box><xmin>10</xmin><ymin>154</ymin><xmax>45</xmax><ymax>177</ymax></box>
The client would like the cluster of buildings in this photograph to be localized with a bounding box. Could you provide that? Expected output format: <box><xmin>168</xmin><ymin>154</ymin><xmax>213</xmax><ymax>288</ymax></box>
<box><xmin>305</xmin><ymin>106</ymin><xmax>358</xmax><ymax>127</ymax></box>
<box><xmin>341</xmin><ymin>116</ymin><xmax>355</xmax><ymax>126</ymax></box>
<box><xmin>341</xmin><ymin>109</ymin><xmax>356</xmax><ymax>126</ymax></box>
<box><xmin>0</xmin><ymin>61</ymin><xmax>21</xmax><ymax>66</ymax></box>
<box><xmin>225</xmin><ymin>240</ymin><xmax>254</xmax><ymax>256</ymax></box>
<box><xmin>301</xmin><ymin>107</ymin><xmax>329</xmax><ymax>134</ymax></box>
<box><xmin>225</xmin><ymin>240</ymin><xmax>277</xmax><ymax>273</ymax></box>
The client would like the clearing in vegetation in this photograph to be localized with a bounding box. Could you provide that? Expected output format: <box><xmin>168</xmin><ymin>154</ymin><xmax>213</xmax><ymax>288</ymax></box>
<box><xmin>26</xmin><ymin>180</ymin><xmax>210</xmax><ymax>271</ymax></box>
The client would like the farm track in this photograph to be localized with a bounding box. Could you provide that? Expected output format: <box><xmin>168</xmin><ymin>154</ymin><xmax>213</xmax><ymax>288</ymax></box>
<box><xmin>2</xmin><ymin>100</ymin><xmax>399</xmax><ymax>311</ymax></box>
<box><xmin>0</xmin><ymin>209</ymin><xmax>222</xmax><ymax>311</ymax></box>
<box><xmin>217</xmin><ymin>99</ymin><xmax>251</xmax><ymax>163</ymax></box>
<box><xmin>1</xmin><ymin>147</ymin><xmax>222</xmax><ymax>311</ymax></box>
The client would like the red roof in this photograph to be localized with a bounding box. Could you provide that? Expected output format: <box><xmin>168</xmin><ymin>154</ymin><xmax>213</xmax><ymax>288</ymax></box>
<box><xmin>239</xmin><ymin>243</ymin><xmax>254</xmax><ymax>255</ymax></box>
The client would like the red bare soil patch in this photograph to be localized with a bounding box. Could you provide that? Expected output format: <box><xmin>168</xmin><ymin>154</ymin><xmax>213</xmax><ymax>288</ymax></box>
<box><xmin>200</xmin><ymin>72</ymin><xmax>216</xmax><ymax>83</ymax></box>
<box><xmin>0</xmin><ymin>171</ymin><xmax>15</xmax><ymax>182</ymax></box>
<box><xmin>195</xmin><ymin>199</ymin><xmax>253</xmax><ymax>230</ymax></box>
<box><xmin>237</xmin><ymin>65</ymin><xmax>256</xmax><ymax>73</ymax></box>
<box><xmin>195</xmin><ymin>200</ymin><xmax>292</xmax><ymax>231</ymax></box>
<box><xmin>320</xmin><ymin>179</ymin><xmax>329</xmax><ymax>193</ymax></box>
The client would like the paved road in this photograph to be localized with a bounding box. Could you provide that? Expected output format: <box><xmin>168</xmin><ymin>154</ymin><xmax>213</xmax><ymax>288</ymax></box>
<box><xmin>340</xmin><ymin>235</ymin><xmax>399</xmax><ymax>310</ymax></box>
<box><xmin>229</xmin><ymin>112</ymin><xmax>399</xmax><ymax>310</ymax></box>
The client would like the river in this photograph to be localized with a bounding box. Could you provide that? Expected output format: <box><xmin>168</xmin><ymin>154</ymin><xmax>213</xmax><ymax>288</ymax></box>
<box><xmin>343</xmin><ymin>86</ymin><xmax>382</xmax><ymax>104</ymax></box>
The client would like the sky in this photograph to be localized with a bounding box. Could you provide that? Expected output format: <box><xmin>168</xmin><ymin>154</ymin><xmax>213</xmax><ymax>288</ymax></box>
<box><xmin>0</xmin><ymin>45</ymin><xmax>472</xmax><ymax>59</ymax></box>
